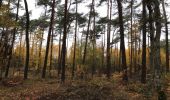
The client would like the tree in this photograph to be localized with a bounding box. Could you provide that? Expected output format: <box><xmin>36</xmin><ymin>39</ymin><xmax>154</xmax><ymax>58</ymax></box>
<box><xmin>72</xmin><ymin>0</ymin><xmax>78</xmax><ymax>79</ymax></box>
<box><xmin>0</xmin><ymin>0</ymin><xmax>2</xmax><ymax>7</ymax></box>
<box><xmin>36</xmin><ymin>0</ymin><xmax>49</xmax><ymax>73</ymax></box>
<box><xmin>23</xmin><ymin>0</ymin><xmax>30</xmax><ymax>79</ymax></box>
<box><xmin>42</xmin><ymin>0</ymin><xmax>55</xmax><ymax>78</ymax></box>
<box><xmin>162</xmin><ymin>0</ymin><xmax>169</xmax><ymax>73</ymax></box>
<box><xmin>37</xmin><ymin>16</ymin><xmax>48</xmax><ymax>73</ymax></box>
<box><xmin>147</xmin><ymin>0</ymin><xmax>162</xmax><ymax>88</ymax></box>
<box><xmin>141</xmin><ymin>0</ymin><xmax>146</xmax><ymax>83</ymax></box>
<box><xmin>49</xmin><ymin>28</ymin><xmax>54</xmax><ymax>77</ymax></box>
<box><xmin>57</xmin><ymin>29</ymin><xmax>62</xmax><ymax>77</ymax></box>
<box><xmin>153</xmin><ymin>0</ymin><xmax>162</xmax><ymax>87</ymax></box>
<box><xmin>130</xmin><ymin>0</ymin><xmax>133</xmax><ymax>77</ymax></box>
<box><xmin>5</xmin><ymin>0</ymin><xmax>20</xmax><ymax>77</ymax></box>
<box><xmin>106</xmin><ymin>0</ymin><xmax>112</xmax><ymax>79</ymax></box>
<box><xmin>116</xmin><ymin>0</ymin><xmax>128</xmax><ymax>81</ymax></box>
<box><xmin>91</xmin><ymin>0</ymin><xmax>97</xmax><ymax>77</ymax></box>
<box><xmin>147</xmin><ymin>0</ymin><xmax>154</xmax><ymax>75</ymax></box>
<box><xmin>61</xmin><ymin>0</ymin><xmax>68</xmax><ymax>82</ymax></box>
<box><xmin>82</xmin><ymin>0</ymin><xmax>94</xmax><ymax>64</ymax></box>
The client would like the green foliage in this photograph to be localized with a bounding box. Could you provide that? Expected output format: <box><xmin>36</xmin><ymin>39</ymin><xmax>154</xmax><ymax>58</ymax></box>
<box><xmin>126</xmin><ymin>81</ymin><xmax>145</xmax><ymax>93</ymax></box>
<box><xmin>30</xmin><ymin>18</ymin><xmax>49</xmax><ymax>32</ymax></box>
<box><xmin>158</xmin><ymin>90</ymin><xmax>167</xmax><ymax>100</ymax></box>
<box><xmin>0</xmin><ymin>5</ymin><xmax>16</xmax><ymax>28</ymax></box>
<box><xmin>97</xmin><ymin>0</ymin><xmax>107</xmax><ymax>6</ymax></box>
<box><xmin>37</xmin><ymin>0</ymin><xmax>51</xmax><ymax>6</ymax></box>
<box><xmin>97</xmin><ymin>17</ymin><xmax>109</xmax><ymax>24</ymax></box>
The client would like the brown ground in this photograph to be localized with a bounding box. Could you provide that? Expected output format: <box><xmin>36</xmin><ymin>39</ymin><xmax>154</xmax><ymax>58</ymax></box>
<box><xmin>0</xmin><ymin>73</ymin><xmax>169</xmax><ymax>100</ymax></box>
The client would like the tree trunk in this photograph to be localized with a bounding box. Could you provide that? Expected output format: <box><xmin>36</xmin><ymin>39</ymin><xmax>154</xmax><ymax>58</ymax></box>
<box><xmin>5</xmin><ymin>0</ymin><xmax>20</xmax><ymax>77</ymax></box>
<box><xmin>42</xmin><ymin>0</ymin><xmax>55</xmax><ymax>78</ymax></box>
<box><xmin>58</xmin><ymin>30</ymin><xmax>62</xmax><ymax>77</ymax></box>
<box><xmin>101</xmin><ymin>26</ymin><xmax>105</xmax><ymax>75</ymax></box>
<box><xmin>92</xmin><ymin>0</ymin><xmax>96</xmax><ymax>77</ymax></box>
<box><xmin>72</xmin><ymin>0</ymin><xmax>78</xmax><ymax>79</ymax></box>
<box><xmin>82</xmin><ymin>0</ymin><xmax>94</xmax><ymax>64</ymax></box>
<box><xmin>106</xmin><ymin>0</ymin><xmax>112</xmax><ymax>79</ymax></box>
<box><xmin>117</xmin><ymin>0</ymin><xmax>128</xmax><ymax>81</ymax></box>
<box><xmin>141</xmin><ymin>0</ymin><xmax>147</xmax><ymax>84</ymax></box>
<box><xmin>130</xmin><ymin>0</ymin><xmax>133</xmax><ymax>77</ymax></box>
<box><xmin>147</xmin><ymin>0</ymin><xmax>162</xmax><ymax>88</ymax></box>
<box><xmin>30</xmin><ymin>33</ymin><xmax>35</xmax><ymax>69</ymax></box>
<box><xmin>18</xmin><ymin>32</ymin><xmax>23</xmax><ymax>68</ymax></box>
<box><xmin>37</xmin><ymin>6</ymin><xmax>47</xmax><ymax>72</ymax></box>
<box><xmin>61</xmin><ymin>0</ymin><xmax>68</xmax><ymax>82</ymax></box>
<box><xmin>153</xmin><ymin>0</ymin><xmax>162</xmax><ymax>87</ymax></box>
<box><xmin>162</xmin><ymin>0</ymin><xmax>169</xmax><ymax>73</ymax></box>
<box><xmin>23</xmin><ymin>0</ymin><xmax>30</xmax><ymax>79</ymax></box>
<box><xmin>134</xmin><ymin>25</ymin><xmax>137</xmax><ymax>73</ymax></box>
<box><xmin>49</xmin><ymin>28</ymin><xmax>54</xmax><ymax>77</ymax></box>
<box><xmin>37</xmin><ymin>29</ymin><xmax>44</xmax><ymax>72</ymax></box>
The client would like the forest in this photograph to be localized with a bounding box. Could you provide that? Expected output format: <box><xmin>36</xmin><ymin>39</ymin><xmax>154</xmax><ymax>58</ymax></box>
<box><xmin>0</xmin><ymin>0</ymin><xmax>170</xmax><ymax>99</ymax></box>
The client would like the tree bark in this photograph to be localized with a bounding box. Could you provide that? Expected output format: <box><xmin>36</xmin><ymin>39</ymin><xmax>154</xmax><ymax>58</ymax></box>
<box><xmin>141</xmin><ymin>0</ymin><xmax>146</xmax><ymax>84</ymax></box>
<box><xmin>162</xmin><ymin>0</ymin><xmax>169</xmax><ymax>73</ymax></box>
<box><xmin>92</xmin><ymin>0</ymin><xmax>96</xmax><ymax>77</ymax></box>
<box><xmin>82</xmin><ymin>0</ymin><xmax>94</xmax><ymax>64</ymax></box>
<box><xmin>130</xmin><ymin>0</ymin><xmax>133</xmax><ymax>77</ymax></box>
<box><xmin>23</xmin><ymin>0</ymin><xmax>30</xmax><ymax>79</ymax></box>
<box><xmin>106</xmin><ymin>0</ymin><xmax>112</xmax><ymax>79</ymax></box>
<box><xmin>58</xmin><ymin>30</ymin><xmax>62</xmax><ymax>77</ymax></box>
<box><xmin>61</xmin><ymin>0</ymin><xmax>68</xmax><ymax>82</ymax></box>
<box><xmin>37</xmin><ymin>6</ymin><xmax>47</xmax><ymax>72</ymax></box>
<box><xmin>42</xmin><ymin>0</ymin><xmax>55</xmax><ymax>78</ymax></box>
<box><xmin>153</xmin><ymin>0</ymin><xmax>162</xmax><ymax>87</ymax></box>
<box><xmin>117</xmin><ymin>0</ymin><xmax>128</xmax><ymax>81</ymax></box>
<box><xmin>72</xmin><ymin>0</ymin><xmax>78</xmax><ymax>79</ymax></box>
<box><xmin>49</xmin><ymin>28</ymin><xmax>54</xmax><ymax>77</ymax></box>
<box><xmin>5</xmin><ymin>0</ymin><xmax>20</xmax><ymax>77</ymax></box>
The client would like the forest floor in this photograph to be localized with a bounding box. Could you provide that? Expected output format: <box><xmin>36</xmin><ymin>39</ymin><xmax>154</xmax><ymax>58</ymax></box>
<box><xmin>0</xmin><ymin>72</ymin><xmax>170</xmax><ymax>100</ymax></box>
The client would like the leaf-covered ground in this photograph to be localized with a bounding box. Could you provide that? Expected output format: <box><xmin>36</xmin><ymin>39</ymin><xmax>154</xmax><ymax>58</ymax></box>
<box><xmin>0</xmin><ymin>73</ymin><xmax>169</xmax><ymax>100</ymax></box>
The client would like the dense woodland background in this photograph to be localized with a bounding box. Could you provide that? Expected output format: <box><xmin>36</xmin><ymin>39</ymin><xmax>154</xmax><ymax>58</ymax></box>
<box><xmin>0</xmin><ymin>0</ymin><xmax>170</xmax><ymax>99</ymax></box>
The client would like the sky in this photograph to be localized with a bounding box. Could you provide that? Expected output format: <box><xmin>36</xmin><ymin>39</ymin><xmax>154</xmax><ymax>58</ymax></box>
<box><xmin>20</xmin><ymin>0</ymin><xmax>108</xmax><ymax>19</ymax></box>
<box><xmin>20</xmin><ymin>0</ymin><xmax>43</xmax><ymax>19</ymax></box>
